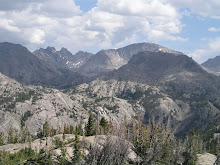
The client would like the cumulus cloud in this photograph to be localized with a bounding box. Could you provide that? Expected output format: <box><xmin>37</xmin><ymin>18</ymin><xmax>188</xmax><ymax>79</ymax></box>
<box><xmin>26</xmin><ymin>29</ymin><xmax>45</xmax><ymax>44</ymax></box>
<box><xmin>208</xmin><ymin>27</ymin><xmax>220</xmax><ymax>32</ymax></box>
<box><xmin>40</xmin><ymin>0</ymin><xmax>81</xmax><ymax>18</ymax></box>
<box><xmin>0</xmin><ymin>0</ymin><xmax>186</xmax><ymax>52</ymax></box>
<box><xmin>98</xmin><ymin>0</ymin><xmax>177</xmax><ymax>18</ymax></box>
<box><xmin>166</xmin><ymin>0</ymin><xmax>220</xmax><ymax>18</ymax></box>
<box><xmin>189</xmin><ymin>37</ymin><xmax>220</xmax><ymax>63</ymax></box>
<box><xmin>148</xmin><ymin>29</ymin><xmax>187</xmax><ymax>42</ymax></box>
<box><xmin>0</xmin><ymin>0</ymin><xmax>46</xmax><ymax>12</ymax></box>
<box><xmin>95</xmin><ymin>0</ymin><xmax>186</xmax><ymax>43</ymax></box>
<box><xmin>0</xmin><ymin>19</ymin><xmax>20</xmax><ymax>32</ymax></box>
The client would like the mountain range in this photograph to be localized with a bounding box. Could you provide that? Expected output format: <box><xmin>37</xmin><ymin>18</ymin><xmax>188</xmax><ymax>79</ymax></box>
<box><xmin>33</xmin><ymin>47</ymin><xmax>93</xmax><ymax>70</ymax></box>
<box><xmin>0</xmin><ymin>42</ymin><xmax>87</xmax><ymax>88</ymax></box>
<box><xmin>78</xmin><ymin>42</ymin><xmax>183</xmax><ymax>77</ymax></box>
<box><xmin>202</xmin><ymin>55</ymin><xmax>220</xmax><ymax>76</ymax></box>
<box><xmin>0</xmin><ymin>42</ymin><xmax>220</xmax><ymax>137</ymax></box>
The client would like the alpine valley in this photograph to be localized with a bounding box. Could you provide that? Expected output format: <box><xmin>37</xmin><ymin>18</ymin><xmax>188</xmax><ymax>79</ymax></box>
<box><xmin>0</xmin><ymin>42</ymin><xmax>219</xmax><ymax>164</ymax></box>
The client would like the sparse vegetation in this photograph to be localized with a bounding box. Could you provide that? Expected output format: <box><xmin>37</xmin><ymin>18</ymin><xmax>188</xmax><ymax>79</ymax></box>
<box><xmin>1</xmin><ymin>113</ymin><xmax>217</xmax><ymax>165</ymax></box>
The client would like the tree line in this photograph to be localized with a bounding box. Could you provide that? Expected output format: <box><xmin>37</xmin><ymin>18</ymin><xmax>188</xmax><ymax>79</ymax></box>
<box><xmin>0</xmin><ymin>112</ymin><xmax>219</xmax><ymax>164</ymax></box>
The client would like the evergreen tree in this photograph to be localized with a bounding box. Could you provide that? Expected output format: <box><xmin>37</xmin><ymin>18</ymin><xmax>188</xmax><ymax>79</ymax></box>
<box><xmin>43</xmin><ymin>121</ymin><xmax>50</xmax><ymax>137</ymax></box>
<box><xmin>182</xmin><ymin>130</ymin><xmax>199</xmax><ymax>165</ymax></box>
<box><xmin>69</xmin><ymin>125</ymin><xmax>74</xmax><ymax>134</ymax></box>
<box><xmin>62</xmin><ymin>132</ymin><xmax>66</xmax><ymax>140</ymax></box>
<box><xmin>13</xmin><ymin>129</ymin><xmax>19</xmax><ymax>143</ymax></box>
<box><xmin>85</xmin><ymin>112</ymin><xmax>95</xmax><ymax>136</ymax></box>
<box><xmin>78</xmin><ymin>123</ymin><xmax>83</xmax><ymax>136</ymax></box>
<box><xmin>60</xmin><ymin>148</ymin><xmax>69</xmax><ymax>165</ymax></box>
<box><xmin>217</xmin><ymin>136</ymin><xmax>220</xmax><ymax>165</ymax></box>
<box><xmin>0</xmin><ymin>132</ymin><xmax>4</xmax><ymax>146</ymax></box>
<box><xmin>73</xmin><ymin>126</ymin><xmax>81</xmax><ymax>163</ymax></box>
<box><xmin>8</xmin><ymin>128</ymin><xmax>14</xmax><ymax>144</ymax></box>
<box><xmin>20</xmin><ymin>126</ymin><xmax>29</xmax><ymax>143</ymax></box>
<box><xmin>100</xmin><ymin>117</ymin><xmax>108</xmax><ymax>134</ymax></box>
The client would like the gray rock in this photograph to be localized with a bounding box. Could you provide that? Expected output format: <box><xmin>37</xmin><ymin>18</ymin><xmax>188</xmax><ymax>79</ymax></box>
<box><xmin>197</xmin><ymin>153</ymin><xmax>217</xmax><ymax>165</ymax></box>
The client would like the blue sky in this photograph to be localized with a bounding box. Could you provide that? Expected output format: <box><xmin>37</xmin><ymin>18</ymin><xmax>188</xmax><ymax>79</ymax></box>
<box><xmin>0</xmin><ymin>0</ymin><xmax>219</xmax><ymax>63</ymax></box>
<box><xmin>75</xmin><ymin>0</ymin><xmax>97</xmax><ymax>12</ymax></box>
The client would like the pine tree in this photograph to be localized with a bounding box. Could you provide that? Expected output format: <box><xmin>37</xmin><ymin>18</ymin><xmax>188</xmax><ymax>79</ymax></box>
<box><xmin>183</xmin><ymin>130</ymin><xmax>199</xmax><ymax>165</ymax></box>
<box><xmin>58</xmin><ymin>125</ymin><xmax>62</xmax><ymax>134</ymax></box>
<box><xmin>78</xmin><ymin>123</ymin><xmax>83</xmax><ymax>136</ymax></box>
<box><xmin>0</xmin><ymin>132</ymin><xmax>4</xmax><ymax>146</ymax></box>
<box><xmin>62</xmin><ymin>132</ymin><xmax>66</xmax><ymax>140</ymax></box>
<box><xmin>85</xmin><ymin>112</ymin><xmax>95</xmax><ymax>136</ymax></box>
<box><xmin>100</xmin><ymin>117</ymin><xmax>108</xmax><ymax>133</ymax></box>
<box><xmin>73</xmin><ymin>126</ymin><xmax>81</xmax><ymax>163</ymax></box>
<box><xmin>217</xmin><ymin>136</ymin><xmax>220</xmax><ymax>165</ymax></box>
<box><xmin>60</xmin><ymin>148</ymin><xmax>68</xmax><ymax>165</ymax></box>
<box><xmin>14</xmin><ymin>129</ymin><xmax>19</xmax><ymax>143</ymax></box>
<box><xmin>43</xmin><ymin>121</ymin><xmax>50</xmax><ymax>137</ymax></box>
<box><xmin>8</xmin><ymin>128</ymin><xmax>14</xmax><ymax>144</ymax></box>
<box><xmin>70</xmin><ymin>125</ymin><xmax>74</xmax><ymax>134</ymax></box>
<box><xmin>20</xmin><ymin>126</ymin><xmax>28</xmax><ymax>143</ymax></box>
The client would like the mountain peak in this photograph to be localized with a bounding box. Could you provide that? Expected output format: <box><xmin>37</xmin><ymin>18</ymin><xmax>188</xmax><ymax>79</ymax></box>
<box><xmin>104</xmin><ymin>51</ymin><xmax>205</xmax><ymax>85</ymax></box>
<box><xmin>46</xmin><ymin>46</ymin><xmax>56</xmax><ymax>53</ymax></box>
<box><xmin>60</xmin><ymin>47</ymin><xmax>69</xmax><ymax>52</ymax></box>
<box><xmin>202</xmin><ymin>55</ymin><xmax>220</xmax><ymax>75</ymax></box>
<box><xmin>0</xmin><ymin>42</ymin><xmax>28</xmax><ymax>52</ymax></box>
<box><xmin>79</xmin><ymin>42</ymin><xmax>184</xmax><ymax>77</ymax></box>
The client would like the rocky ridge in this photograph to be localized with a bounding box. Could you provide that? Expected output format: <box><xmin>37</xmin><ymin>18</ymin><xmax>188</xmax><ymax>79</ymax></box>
<box><xmin>0</xmin><ymin>42</ymin><xmax>220</xmax><ymax>137</ymax></box>
<box><xmin>79</xmin><ymin>42</ymin><xmax>183</xmax><ymax>77</ymax></box>
<box><xmin>0</xmin><ymin>71</ymin><xmax>188</xmax><ymax>136</ymax></box>
<box><xmin>202</xmin><ymin>55</ymin><xmax>220</xmax><ymax>76</ymax></box>
<box><xmin>33</xmin><ymin>47</ymin><xmax>93</xmax><ymax>70</ymax></box>
<box><xmin>0</xmin><ymin>42</ymin><xmax>87</xmax><ymax>88</ymax></box>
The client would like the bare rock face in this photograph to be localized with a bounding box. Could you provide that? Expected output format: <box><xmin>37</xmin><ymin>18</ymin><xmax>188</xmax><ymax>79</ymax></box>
<box><xmin>1</xmin><ymin>68</ymin><xmax>217</xmax><ymax>137</ymax></box>
<box><xmin>79</xmin><ymin>42</ymin><xmax>183</xmax><ymax>77</ymax></box>
<box><xmin>0</xmin><ymin>71</ymin><xmax>180</xmax><ymax>136</ymax></box>
<box><xmin>0</xmin><ymin>42</ymin><xmax>87</xmax><ymax>89</ymax></box>
<box><xmin>0</xmin><ymin>73</ymin><xmax>143</xmax><ymax>135</ymax></box>
<box><xmin>202</xmin><ymin>55</ymin><xmax>220</xmax><ymax>76</ymax></box>
<box><xmin>1</xmin><ymin>42</ymin><xmax>220</xmax><ymax>138</ymax></box>
<box><xmin>104</xmin><ymin>51</ymin><xmax>220</xmax><ymax>135</ymax></box>
<box><xmin>33</xmin><ymin>47</ymin><xmax>93</xmax><ymax>70</ymax></box>
<box><xmin>196</xmin><ymin>153</ymin><xmax>217</xmax><ymax>165</ymax></box>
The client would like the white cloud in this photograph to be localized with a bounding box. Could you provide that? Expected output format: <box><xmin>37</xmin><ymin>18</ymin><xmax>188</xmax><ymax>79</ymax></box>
<box><xmin>26</xmin><ymin>29</ymin><xmax>45</xmax><ymax>44</ymax></box>
<box><xmin>166</xmin><ymin>0</ymin><xmax>220</xmax><ymax>18</ymax></box>
<box><xmin>0</xmin><ymin>0</ymin><xmax>186</xmax><ymax>53</ymax></box>
<box><xmin>98</xmin><ymin>0</ymin><xmax>178</xmax><ymax>19</ymax></box>
<box><xmin>0</xmin><ymin>0</ymin><xmax>42</xmax><ymax>11</ymax></box>
<box><xmin>148</xmin><ymin>29</ymin><xmax>187</xmax><ymax>42</ymax></box>
<box><xmin>79</xmin><ymin>0</ymin><xmax>185</xmax><ymax>48</ymax></box>
<box><xmin>0</xmin><ymin>19</ymin><xmax>20</xmax><ymax>32</ymax></box>
<box><xmin>208</xmin><ymin>27</ymin><xmax>220</xmax><ymax>32</ymax></box>
<box><xmin>189</xmin><ymin>37</ymin><xmax>220</xmax><ymax>63</ymax></box>
<box><xmin>40</xmin><ymin>0</ymin><xmax>81</xmax><ymax>18</ymax></box>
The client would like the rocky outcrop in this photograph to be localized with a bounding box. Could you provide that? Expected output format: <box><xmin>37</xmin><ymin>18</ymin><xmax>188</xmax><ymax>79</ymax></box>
<box><xmin>196</xmin><ymin>153</ymin><xmax>217</xmax><ymax>165</ymax></box>
<box><xmin>104</xmin><ymin>51</ymin><xmax>220</xmax><ymax>135</ymax></box>
<box><xmin>33</xmin><ymin>47</ymin><xmax>93</xmax><ymax>70</ymax></box>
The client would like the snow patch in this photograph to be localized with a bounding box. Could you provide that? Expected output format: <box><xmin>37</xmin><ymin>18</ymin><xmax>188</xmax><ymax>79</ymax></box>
<box><xmin>72</xmin><ymin>61</ymin><xmax>82</xmax><ymax>66</ymax></box>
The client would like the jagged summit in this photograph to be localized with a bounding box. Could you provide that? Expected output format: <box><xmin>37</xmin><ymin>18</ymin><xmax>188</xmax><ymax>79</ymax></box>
<box><xmin>0</xmin><ymin>42</ymin><xmax>87</xmax><ymax>88</ymax></box>
<box><xmin>33</xmin><ymin>46</ymin><xmax>93</xmax><ymax>69</ymax></box>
